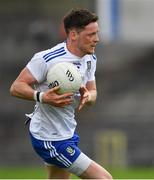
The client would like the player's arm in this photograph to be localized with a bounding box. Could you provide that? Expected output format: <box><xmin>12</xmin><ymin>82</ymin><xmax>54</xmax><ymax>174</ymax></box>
<box><xmin>10</xmin><ymin>67</ymin><xmax>38</xmax><ymax>101</ymax></box>
<box><xmin>10</xmin><ymin>67</ymin><xmax>73</xmax><ymax>107</ymax></box>
<box><xmin>86</xmin><ymin>80</ymin><xmax>97</xmax><ymax>104</ymax></box>
<box><xmin>78</xmin><ymin>80</ymin><xmax>97</xmax><ymax>111</ymax></box>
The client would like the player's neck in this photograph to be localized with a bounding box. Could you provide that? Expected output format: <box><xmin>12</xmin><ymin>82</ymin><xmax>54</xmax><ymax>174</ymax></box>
<box><xmin>66</xmin><ymin>40</ymin><xmax>85</xmax><ymax>58</ymax></box>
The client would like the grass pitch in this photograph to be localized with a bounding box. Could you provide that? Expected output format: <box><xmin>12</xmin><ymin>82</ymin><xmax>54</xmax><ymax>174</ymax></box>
<box><xmin>0</xmin><ymin>166</ymin><xmax>154</xmax><ymax>179</ymax></box>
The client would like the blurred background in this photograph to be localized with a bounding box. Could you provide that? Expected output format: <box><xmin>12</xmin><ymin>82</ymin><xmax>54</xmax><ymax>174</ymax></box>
<box><xmin>0</xmin><ymin>0</ymin><xmax>154</xmax><ymax>178</ymax></box>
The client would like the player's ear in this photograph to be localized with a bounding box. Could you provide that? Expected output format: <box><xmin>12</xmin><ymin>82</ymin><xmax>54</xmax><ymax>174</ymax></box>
<box><xmin>70</xmin><ymin>30</ymin><xmax>78</xmax><ymax>40</ymax></box>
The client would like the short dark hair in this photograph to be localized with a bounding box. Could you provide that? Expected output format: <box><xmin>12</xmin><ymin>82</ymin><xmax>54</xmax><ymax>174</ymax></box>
<box><xmin>63</xmin><ymin>8</ymin><xmax>98</xmax><ymax>35</ymax></box>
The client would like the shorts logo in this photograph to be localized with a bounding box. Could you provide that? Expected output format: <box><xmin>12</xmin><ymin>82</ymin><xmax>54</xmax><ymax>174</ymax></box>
<box><xmin>66</xmin><ymin>146</ymin><xmax>75</xmax><ymax>156</ymax></box>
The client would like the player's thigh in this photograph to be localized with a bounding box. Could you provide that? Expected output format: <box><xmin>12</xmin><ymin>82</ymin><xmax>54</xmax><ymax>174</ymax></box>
<box><xmin>79</xmin><ymin>160</ymin><xmax>112</xmax><ymax>179</ymax></box>
<box><xmin>46</xmin><ymin>164</ymin><xmax>71</xmax><ymax>179</ymax></box>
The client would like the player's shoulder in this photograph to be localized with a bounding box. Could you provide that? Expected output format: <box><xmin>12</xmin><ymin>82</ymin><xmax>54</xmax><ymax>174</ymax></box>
<box><xmin>91</xmin><ymin>53</ymin><xmax>97</xmax><ymax>61</ymax></box>
<box><xmin>33</xmin><ymin>42</ymin><xmax>65</xmax><ymax>60</ymax></box>
<box><xmin>85</xmin><ymin>53</ymin><xmax>97</xmax><ymax>61</ymax></box>
<box><xmin>41</xmin><ymin>42</ymin><xmax>66</xmax><ymax>62</ymax></box>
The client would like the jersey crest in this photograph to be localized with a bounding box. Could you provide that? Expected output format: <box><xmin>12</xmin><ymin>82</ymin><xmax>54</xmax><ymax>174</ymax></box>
<box><xmin>87</xmin><ymin>61</ymin><xmax>91</xmax><ymax>71</ymax></box>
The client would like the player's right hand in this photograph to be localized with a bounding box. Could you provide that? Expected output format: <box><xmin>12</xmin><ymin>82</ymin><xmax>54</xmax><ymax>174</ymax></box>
<box><xmin>42</xmin><ymin>86</ymin><xmax>74</xmax><ymax>107</ymax></box>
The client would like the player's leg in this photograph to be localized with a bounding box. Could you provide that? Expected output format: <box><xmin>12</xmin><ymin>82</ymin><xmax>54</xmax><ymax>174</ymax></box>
<box><xmin>67</xmin><ymin>152</ymin><xmax>112</xmax><ymax>179</ymax></box>
<box><xmin>79</xmin><ymin>160</ymin><xmax>112</xmax><ymax>179</ymax></box>
<box><xmin>30</xmin><ymin>134</ymin><xmax>71</xmax><ymax>178</ymax></box>
<box><xmin>46</xmin><ymin>164</ymin><xmax>71</xmax><ymax>179</ymax></box>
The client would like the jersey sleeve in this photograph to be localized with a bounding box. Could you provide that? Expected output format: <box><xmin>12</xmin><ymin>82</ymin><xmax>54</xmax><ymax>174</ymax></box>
<box><xmin>26</xmin><ymin>53</ymin><xmax>47</xmax><ymax>83</ymax></box>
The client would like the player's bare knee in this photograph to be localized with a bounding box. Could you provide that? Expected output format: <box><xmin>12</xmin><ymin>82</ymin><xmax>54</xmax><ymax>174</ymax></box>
<box><xmin>99</xmin><ymin>167</ymin><xmax>113</xmax><ymax>179</ymax></box>
<box><xmin>79</xmin><ymin>161</ymin><xmax>112</xmax><ymax>179</ymax></box>
<box><xmin>104</xmin><ymin>171</ymin><xmax>113</xmax><ymax>179</ymax></box>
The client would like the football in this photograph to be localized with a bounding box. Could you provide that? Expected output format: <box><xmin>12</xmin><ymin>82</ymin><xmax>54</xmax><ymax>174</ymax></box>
<box><xmin>47</xmin><ymin>62</ymin><xmax>82</xmax><ymax>94</ymax></box>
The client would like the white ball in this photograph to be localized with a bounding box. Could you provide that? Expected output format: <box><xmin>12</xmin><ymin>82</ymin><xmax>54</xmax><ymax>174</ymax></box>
<box><xmin>47</xmin><ymin>62</ymin><xmax>82</xmax><ymax>94</ymax></box>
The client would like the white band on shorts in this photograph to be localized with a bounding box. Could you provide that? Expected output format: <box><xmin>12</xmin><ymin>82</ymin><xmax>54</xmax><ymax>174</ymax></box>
<box><xmin>67</xmin><ymin>152</ymin><xmax>92</xmax><ymax>176</ymax></box>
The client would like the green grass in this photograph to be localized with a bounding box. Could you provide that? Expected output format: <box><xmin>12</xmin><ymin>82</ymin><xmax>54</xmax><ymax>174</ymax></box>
<box><xmin>0</xmin><ymin>166</ymin><xmax>154</xmax><ymax>179</ymax></box>
<box><xmin>0</xmin><ymin>167</ymin><xmax>78</xmax><ymax>179</ymax></box>
<box><xmin>0</xmin><ymin>167</ymin><xmax>46</xmax><ymax>179</ymax></box>
<box><xmin>109</xmin><ymin>167</ymin><xmax>154</xmax><ymax>179</ymax></box>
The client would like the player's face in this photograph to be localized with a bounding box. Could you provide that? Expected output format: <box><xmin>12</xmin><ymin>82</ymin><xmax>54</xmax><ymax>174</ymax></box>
<box><xmin>76</xmin><ymin>22</ymin><xmax>99</xmax><ymax>55</ymax></box>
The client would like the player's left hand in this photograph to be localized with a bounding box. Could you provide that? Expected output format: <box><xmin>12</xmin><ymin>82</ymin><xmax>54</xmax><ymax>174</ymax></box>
<box><xmin>78</xmin><ymin>86</ymin><xmax>90</xmax><ymax>111</ymax></box>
